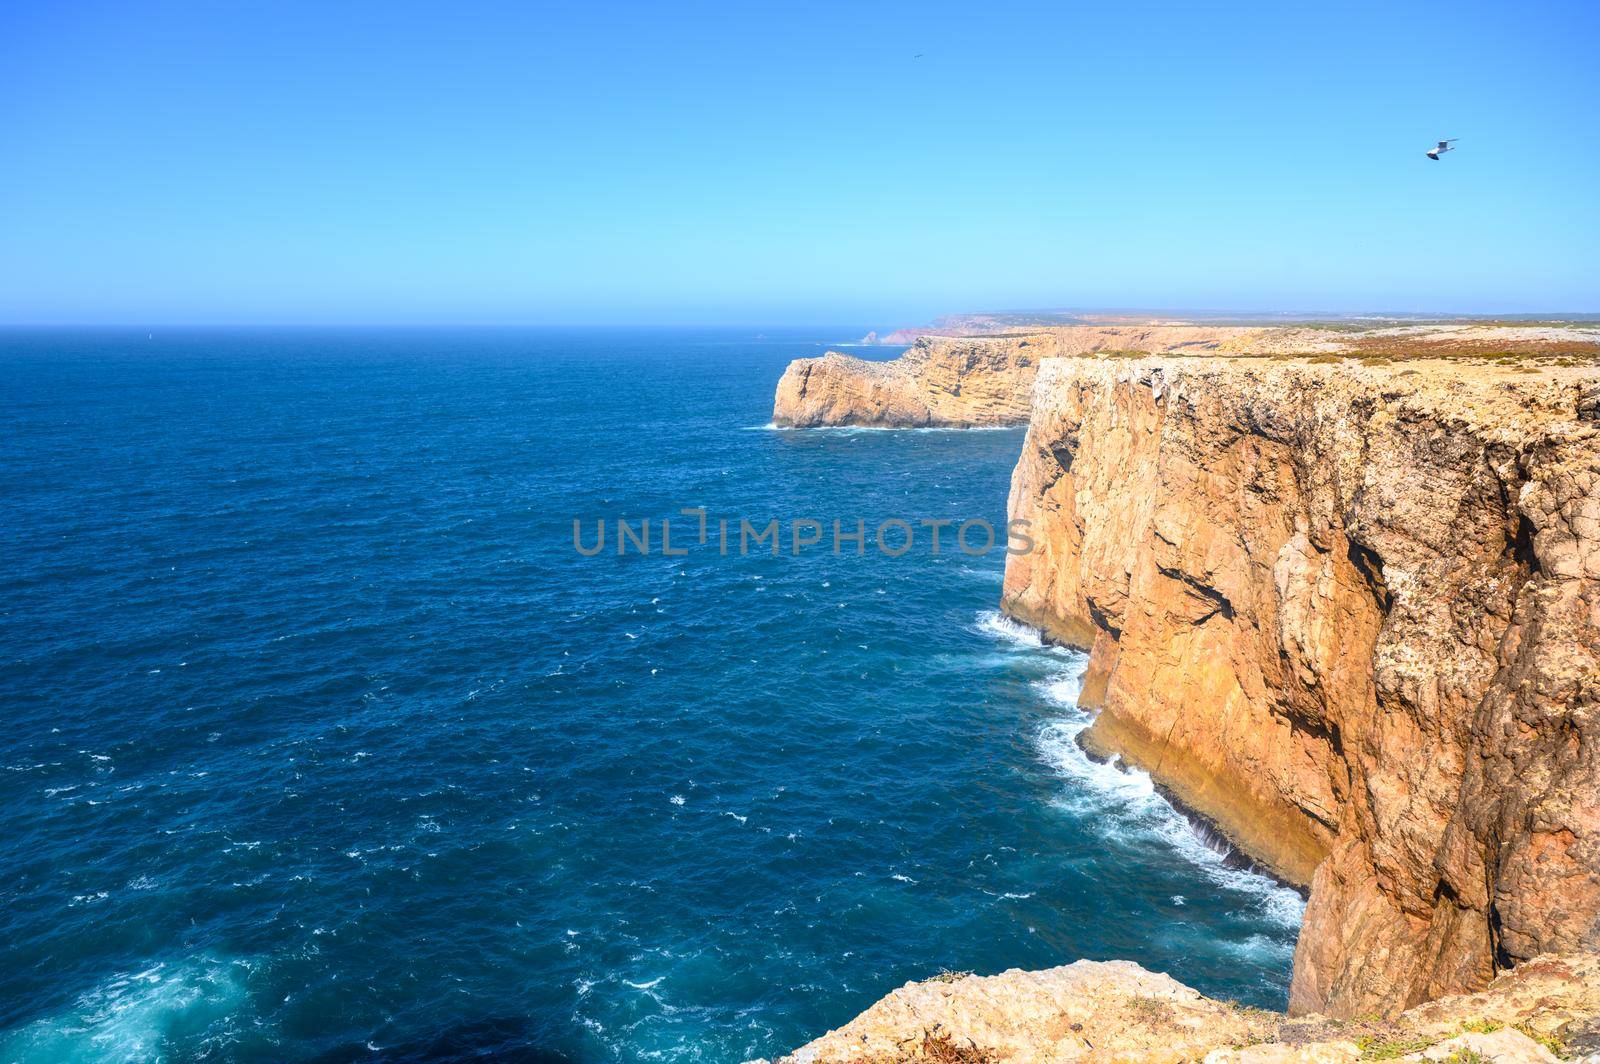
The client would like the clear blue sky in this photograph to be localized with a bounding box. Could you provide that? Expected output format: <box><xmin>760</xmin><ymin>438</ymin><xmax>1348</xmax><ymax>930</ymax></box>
<box><xmin>2</xmin><ymin>0</ymin><xmax>1596</xmax><ymax>325</ymax></box>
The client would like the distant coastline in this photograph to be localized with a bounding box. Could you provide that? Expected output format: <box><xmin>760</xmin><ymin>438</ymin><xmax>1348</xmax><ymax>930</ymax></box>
<box><xmin>853</xmin><ymin>309</ymin><xmax>1600</xmax><ymax>346</ymax></box>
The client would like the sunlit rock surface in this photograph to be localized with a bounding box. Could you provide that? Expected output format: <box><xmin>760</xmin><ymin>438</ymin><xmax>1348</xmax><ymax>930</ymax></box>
<box><xmin>1002</xmin><ymin>354</ymin><xmax>1600</xmax><ymax>1016</ymax></box>
<box><xmin>775</xmin><ymin>953</ymin><xmax>1600</xmax><ymax>1062</ymax></box>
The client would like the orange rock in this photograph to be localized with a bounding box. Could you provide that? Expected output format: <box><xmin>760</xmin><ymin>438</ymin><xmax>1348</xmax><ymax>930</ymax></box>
<box><xmin>1003</xmin><ymin>355</ymin><xmax>1600</xmax><ymax>1017</ymax></box>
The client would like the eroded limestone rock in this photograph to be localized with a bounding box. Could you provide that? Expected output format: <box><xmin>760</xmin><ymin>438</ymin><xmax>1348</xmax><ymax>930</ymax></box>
<box><xmin>1002</xmin><ymin>356</ymin><xmax>1600</xmax><ymax>1016</ymax></box>
<box><xmin>776</xmin><ymin>952</ymin><xmax>1600</xmax><ymax>1063</ymax></box>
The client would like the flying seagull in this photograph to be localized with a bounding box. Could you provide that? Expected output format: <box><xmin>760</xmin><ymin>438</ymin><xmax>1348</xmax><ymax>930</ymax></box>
<box><xmin>1426</xmin><ymin>139</ymin><xmax>1457</xmax><ymax>160</ymax></box>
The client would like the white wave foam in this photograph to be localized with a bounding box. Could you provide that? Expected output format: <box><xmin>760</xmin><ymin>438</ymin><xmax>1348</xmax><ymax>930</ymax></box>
<box><xmin>1144</xmin><ymin>807</ymin><xmax>1307</xmax><ymax>929</ymax></box>
<box><xmin>1219</xmin><ymin>932</ymin><xmax>1297</xmax><ymax>961</ymax></box>
<box><xmin>973</xmin><ymin>610</ymin><xmax>1046</xmax><ymax>649</ymax></box>
<box><xmin>0</xmin><ymin>955</ymin><xmax>252</xmax><ymax>1063</ymax></box>
<box><xmin>1036</xmin><ymin>671</ymin><xmax>1084</xmax><ymax>709</ymax></box>
<box><xmin>1013</xmin><ymin>632</ymin><xmax>1307</xmax><ymax>931</ymax></box>
<box><xmin>1036</xmin><ymin>714</ymin><xmax>1157</xmax><ymax>808</ymax></box>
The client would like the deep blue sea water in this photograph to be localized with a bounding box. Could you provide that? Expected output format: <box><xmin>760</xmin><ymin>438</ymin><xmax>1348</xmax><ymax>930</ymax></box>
<box><xmin>0</xmin><ymin>329</ymin><xmax>1302</xmax><ymax>1063</ymax></box>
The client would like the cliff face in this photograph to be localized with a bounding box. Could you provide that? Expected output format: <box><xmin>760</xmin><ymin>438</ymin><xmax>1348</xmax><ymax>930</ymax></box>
<box><xmin>778</xmin><ymin>952</ymin><xmax>1600</xmax><ymax>1063</ymax></box>
<box><xmin>1001</xmin><ymin>356</ymin><xmax>1600</xmax><ymax>1017</ymax></box>
<box><xmin>771</xmin><ymin>335</ymin><xmax>1043</xmax><ymax>427</ymax></box>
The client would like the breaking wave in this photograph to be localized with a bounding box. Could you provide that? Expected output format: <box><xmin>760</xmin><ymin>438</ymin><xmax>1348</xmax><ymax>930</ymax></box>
<box><xmin>974</xmin><ymin>610</ymin><xmax>1307</xmax><ymax>932</ymax></box>
<box><xmin>0</xmin><ymin>955</ymin><xmax>255</xmax><ymax>1064</ymax></box>
<box><xmin>972</xmin><ymin>609</ymin><xmax>1052</xmax><ymax>649</ymax></box>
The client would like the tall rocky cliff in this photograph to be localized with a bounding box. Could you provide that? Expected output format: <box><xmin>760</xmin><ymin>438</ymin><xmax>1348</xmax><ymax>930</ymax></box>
<box><xmin>1001</xmin><ymin>356</ymin><xmax>1600</xmax><ymax>1017</ymax></box>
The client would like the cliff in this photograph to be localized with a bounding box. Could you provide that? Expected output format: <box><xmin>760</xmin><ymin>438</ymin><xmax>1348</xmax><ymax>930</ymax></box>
<box><xmin>1001</xmin><ymin>355</ymin><xmax>1600</xmax><ymax>1017</ymax></box>
<box><xmin>771</xmin><ymin>324</ymin><xmax>1600</xmax><ymax>429</ymax></box>
<box><xmin>778</xmin><ymin>952</ymin><xmax>1600</xmax><ymax>1062</ymax></box>
<box><xmin>771</xmin><ymin>335</ymin><xmax>1042</xmax><ymax>427</ymax></box>
<box><xmin>771</xmin><ymin>327</ymin><xmax>1349</xmax><ymax>428</ymax></box>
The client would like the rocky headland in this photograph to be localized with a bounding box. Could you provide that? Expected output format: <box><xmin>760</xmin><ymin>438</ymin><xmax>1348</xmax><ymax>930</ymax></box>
<box><xmin>771</xmin><ymin>323</ymin><xmax>1600</xmax><ymax>429</ymax></box>
<box><xmin>770</xmin><ymin>326</ymin><xmax>1360</xmax><ymax>428</ymax></box>
<box><xmin>768</xmin><ymin>321</ymin><xmax>1600</xmax><ymax>1058</ymax></box>
<box><xmin>770</xmin><ymin>335</ymin><xmax>1039</xmax><ymax>427</ymax></box>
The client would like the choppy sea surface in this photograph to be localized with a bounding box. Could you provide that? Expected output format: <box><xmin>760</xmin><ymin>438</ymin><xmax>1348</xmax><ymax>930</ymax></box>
<box><xmin>0</xmin><ymin>328</ymin><xmax>1302</xmax><ymax>1063</ymax></box>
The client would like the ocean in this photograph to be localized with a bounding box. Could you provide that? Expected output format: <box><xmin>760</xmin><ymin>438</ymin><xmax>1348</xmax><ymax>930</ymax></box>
<box><xmin>0</xmin><ymin>328</ymin><xmax>1302</xmax><ymax>1063</ymax></box>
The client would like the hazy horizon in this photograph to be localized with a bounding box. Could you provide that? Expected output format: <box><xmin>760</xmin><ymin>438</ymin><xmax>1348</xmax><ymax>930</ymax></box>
<box><xmin>5</xmin><ymin>309</ymin><xmax>1600</xmax><ymax>333</ymax></box>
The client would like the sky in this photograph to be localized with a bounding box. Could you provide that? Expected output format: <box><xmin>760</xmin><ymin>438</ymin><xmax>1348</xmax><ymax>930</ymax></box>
<box><xmin>1</xmin><ymin>0</ymin><xmax>1596</xmax><ymax>325</ymax></box>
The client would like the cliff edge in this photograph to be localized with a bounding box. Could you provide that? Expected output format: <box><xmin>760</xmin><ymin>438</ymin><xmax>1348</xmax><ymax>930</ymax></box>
<box><xmin>1002</xmin><ymin>355</ymin><xmax>1600</xmax><ymax>1017</ymax></box>
<box><xmin>770</xmin><ymin>323</ymin><xmax>1600</xmax><ymax>429</ymax></box>
<box><xmin>777</xmin><ymin>952</ymin><xmax>1600</xmax><ymax>1062</ymax></box>
<box><xmin>771</xmin><ymin>326</ymin><xmax>1349</xmax><ymax>428</ymax></box>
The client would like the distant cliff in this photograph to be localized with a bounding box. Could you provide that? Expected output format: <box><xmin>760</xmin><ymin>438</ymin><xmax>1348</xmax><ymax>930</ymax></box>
<box><xmin>1003</xmin><ymin>355</ymin><xmax>1600</xmax><ymax>1017</ymax></box>
<box><xmin>771</xmin><ymin>335</ymin><xmax>1042</xmax><ymax>427</ymax></box>
<box><xmin>771</xmin><ymin>323</ymin><xmax>1600</xmax><ymax>429</ymax></box>
<box><xmin>771</xmin><ymin>326</ymin><xmax>1350</xmax><ymax>428</ymax></box>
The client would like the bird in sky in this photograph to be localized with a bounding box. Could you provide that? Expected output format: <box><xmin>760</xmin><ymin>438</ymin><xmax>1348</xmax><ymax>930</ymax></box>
<box><xmin>1426</xmin><ymin>139</ymin><xmax>1458</xmax><ymax>160</ymax></box>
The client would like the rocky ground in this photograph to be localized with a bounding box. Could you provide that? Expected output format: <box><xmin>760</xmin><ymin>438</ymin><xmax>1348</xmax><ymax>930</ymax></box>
<box><xmin>770</xmin><ymin>953</ymin><xmax>1600</xmax><ymax>1063</ymax></box>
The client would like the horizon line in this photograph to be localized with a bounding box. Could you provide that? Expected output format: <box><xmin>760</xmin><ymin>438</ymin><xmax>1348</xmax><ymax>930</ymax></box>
<box><xmin>3</xmin><ymin>310</ymin><xmax>1600</xmax><ymax>331</ymax></box>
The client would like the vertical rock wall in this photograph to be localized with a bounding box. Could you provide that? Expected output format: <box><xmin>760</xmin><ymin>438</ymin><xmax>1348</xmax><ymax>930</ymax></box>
<box><xmin>1002</xmin><ymin>357</ymin><xmax>1600</xmax><ymax>1016</ymax></box>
